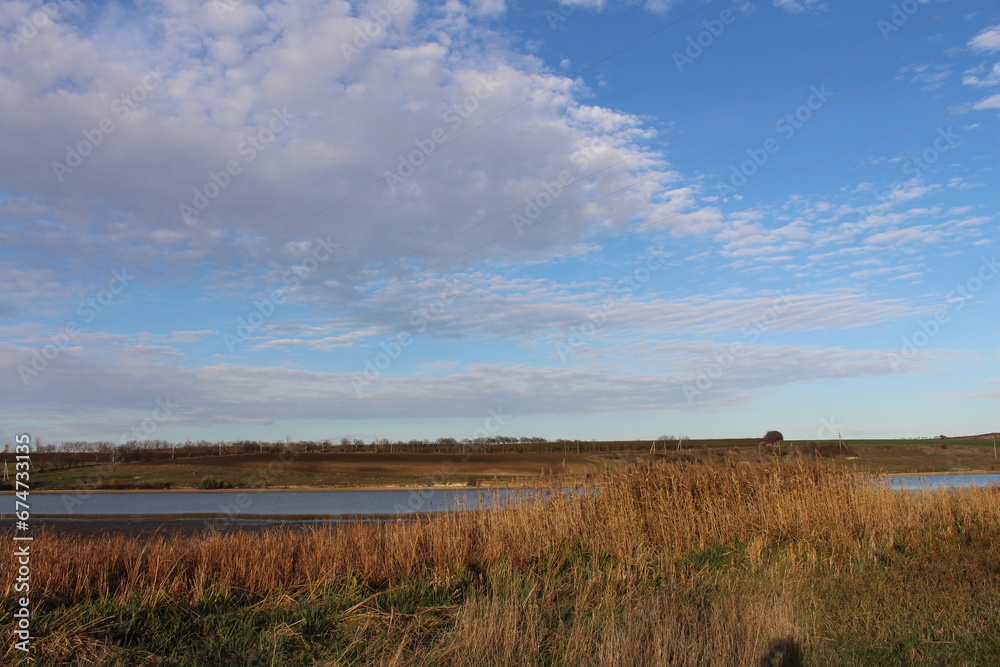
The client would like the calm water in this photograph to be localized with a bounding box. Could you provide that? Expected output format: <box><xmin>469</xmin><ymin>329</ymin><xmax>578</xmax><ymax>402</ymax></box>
<box><xmin>8</xmin><ymin>474</ymin><xmax>999</xmax><ymax>518</ymax></box>
<box><xmin>5</xmin><ymin>475</ymin><xmax>995</xmax><ymax>535</ymax></box>
<box><xmin>4</xmin><ymin>487</ymin><xmax>535</xmax><ymax>520</ymax></box>
<box><xmin>870</xmin><ymin>473</ymin><xmax>1000</xmax><ymax>490</ymax></box>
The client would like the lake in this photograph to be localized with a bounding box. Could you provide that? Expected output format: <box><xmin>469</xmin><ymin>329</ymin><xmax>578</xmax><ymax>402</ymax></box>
<box><xmin>869</xmin><ymin>472</ymin><xmax>1000</xmax><ymax>490</ymax></box>
<box><xmin>1</xmin><ymin>487</ymin><xmax>543</xmax><ymax>535</ymax></box>
<box><xmin>7</xmin><ymin>487</ymin><xmax>534</xmax><ymax>518</ymax></box>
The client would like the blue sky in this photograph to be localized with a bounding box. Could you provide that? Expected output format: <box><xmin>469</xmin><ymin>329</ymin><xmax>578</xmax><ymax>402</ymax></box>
<box><xmin>1</xmin><ymin>0</ymin><xmax>997</xmax><ymax>445</ymax></box>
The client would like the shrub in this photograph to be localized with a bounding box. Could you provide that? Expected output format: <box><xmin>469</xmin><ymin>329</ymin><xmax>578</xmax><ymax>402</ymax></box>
<box><xmin>135</xmin><ymin>480</ymin><xmax>171</xmax><ymax>489</ymax></box>
<box><xmin>199</xmin><ymin>476</ymin><xmax>231</xmax><ymax>490</ymax></box>
<box><xmin>763</xmin><ymin>430</ymin><xmax>784</xmax><ymax>445</ymax></box>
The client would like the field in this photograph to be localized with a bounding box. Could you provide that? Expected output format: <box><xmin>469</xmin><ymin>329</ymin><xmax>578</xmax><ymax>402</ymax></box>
<box><xmin>13</xmin><ymin>437</ymin><xmax>1000</xmax><ymax>492</ymax></box>
<box><xmin>18</xmin><ymin>451</ymin><xmax>610</xmax><ymax>491</ymax></box>
<box><xmin>3</xmin><ymin>459</ymin><xmax>1000</xmax><ymax>665</ymax></box>
<box><xmin>819</xmin><ymin>439</ymin><xmax>1000</xmax><ymax>474</ymax></box>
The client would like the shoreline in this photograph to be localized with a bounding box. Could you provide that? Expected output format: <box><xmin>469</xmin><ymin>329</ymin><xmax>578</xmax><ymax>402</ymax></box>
<box><xmin>865</xmin><ymin>469</ymin><xmax>1000</xmax><ymax>478</ymax></box>
<box><xmin>6</xmin><ymin>469</ymin><xmax>998</xmax><ymax>494</ymax></box>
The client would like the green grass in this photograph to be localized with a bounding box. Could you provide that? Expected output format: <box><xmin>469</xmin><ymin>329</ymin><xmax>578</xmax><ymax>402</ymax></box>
<box><xmin>9</xmin><ymin>545</ymin><xmax>1000</xmax><ymax>666</ymax></box>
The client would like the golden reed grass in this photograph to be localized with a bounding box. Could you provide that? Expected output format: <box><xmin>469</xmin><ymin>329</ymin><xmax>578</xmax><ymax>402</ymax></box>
<box><xmin>10</xmin><ymin>461</ymin><xmax>994</xmax><ymax>602</ymax></box>
<box><xmin>5</xmin><ymin>460</ymin><xmax>1000</xmax><ymax>665</ymax></box>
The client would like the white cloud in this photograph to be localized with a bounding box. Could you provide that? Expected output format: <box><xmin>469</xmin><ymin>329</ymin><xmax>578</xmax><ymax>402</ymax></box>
<box><xmin>0</xmin><ymin>337</ymin><xmax>922</xmax><ymax>438</ymax></box>
<box><xmin>962</xmin><ymin>62</ymin><xmax>1000</xmax><ymax>88</ymax></box>
<box><xmin>972</xmin><ymin>94</ymin><xmax>1000</xmax><ymax>110</ymax></box>
<box><xmin>968</xmin><ymin>24</ymin><xmax>1000</xmax><ymax>52</ymax></box>
<box><xmin>551</xmin><ymin>0</ymin><xmax>679</xmax><ymax>14</ymax></box>
<box><xmin>2</xmin><ymin>0</ymin><xmax>997</xmax><ymax>441</ymax></box>
<box><xmin>0</xmin><ymin>0</ymin><xmax>686</xmax><ymax>301</ymax></box>
<box><xmin>909</xmin><ymin>64</ymin><xmax>951</xmax><ymax>92</ymax></box>
<box><xmin>558</xmin><ymin>0</ymin><xmax>607</xmax><ymax>8</ymax></box>
<box><xmin>258</xmin><ymin>269</ymin><xmax>935</xmax><ymax>347</ymax></box>
<box><xmin>469</xmin><ymin>0</ymin><xmax>506</xmax><ymax>16</ymax></box>
<box><xmin>643</xmin><ymin>0</ymin><xmax>680</xmax><ymax>13</ymax></box>
<box><xmin>773</xmin><ymin>0</ymin><xmax>827</xmax><ymax>15</ymax></box>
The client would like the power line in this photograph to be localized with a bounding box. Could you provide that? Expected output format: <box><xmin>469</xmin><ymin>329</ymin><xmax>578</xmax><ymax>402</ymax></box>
<box><xmin>16</xmin><ymin>0</ymin><xmax>980</xmax><ymax>341</ymax></box>
<box><xmin>51</xmin><ymin>0</ymin><xmax>731</xmax><ymax>332</ymax></box>
<box><xmin>78</xmin><ymin>95</ymin><xmax>997</xmax><ymax>401</ymax></box>
<box><xmin>72</xmin><ymin>29</ymin><xmax>997</xmax><ymax>394</ymax></box>
<box><xmin>6</xmin><ymin>4</ymin><xmax>983</xmax><ymax>387</ymax></box>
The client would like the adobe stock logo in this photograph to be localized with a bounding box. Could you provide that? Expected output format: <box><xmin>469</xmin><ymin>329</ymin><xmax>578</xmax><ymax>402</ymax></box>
<box><xmin>350</xmin><ymin>333</ymin><xmax>413</xmax><ymax>395</ymax></box>
<box><xmin>179</xmin><ymin>107</ymin><xmax>296</xmax><ymax>225</ymax></box>
<box><xmin>672</xmin><ymin>1</ymin><xmax>749</xmax><ymax>73</ymax></box>
<box><xmin>223</xmin><ymin>292</ymin><xmax>286</xmax><ymax>354</ymax></box>
<box><xmin>877</xmin><ymin>0</ymin><xmax>930</xmax><ymax>40</ymax></box>
<box><xmin>17</xmin><ymin>269</ymin><xmax>134</xmax><ymax>386</ymax></box>
<box><xmin>683</xmin><ymin>292</ymin><xmax>793</xmax><ymax>404</ymax></box>
<box><xmin>51</xmin><ymin>68</ymin><xmax>165</xmax><ymax>182</ymax></box>
<box><xmin>384</xmin><ymin>74</ymin><xmax>502</xmax><ymax>194</ymax></box>
<box><xmin>887</xmin><ymin>256</ymin><xmax>998</xmax><ymax>370</ymax></box>
<box><xmin>839</xmin><ymin>126</ymin><xmax>959</xmax><ymax>243</ymax></box>
<box><xmin>119</xmin><ymin>398</ymin><xmax>177</xmax><ymax>443</ymax></box>
<box><xmin>339</xmin><ymin>0</ymin><xmax>406</xmax><ymax>63</ymax></box>
<box><xmin>7</xmin><ymin>3</ymin><xmax>58</xmax><ymax>53</ymax></box>
<box><xmin>714</xmin><ymin>85</ymin><xmax>833</xmax><ymax>201</ymax></box>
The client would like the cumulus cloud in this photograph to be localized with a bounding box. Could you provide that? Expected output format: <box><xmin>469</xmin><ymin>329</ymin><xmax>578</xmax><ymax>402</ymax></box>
<box><xmin>0</xmin><ymin>0</ymin><xmax>686</xmax><ymax>301</ymax></box>
<box><xmin>3</xmin><ymin>0</ymin><xmax>996</xmax><ymax>440</ymax></box>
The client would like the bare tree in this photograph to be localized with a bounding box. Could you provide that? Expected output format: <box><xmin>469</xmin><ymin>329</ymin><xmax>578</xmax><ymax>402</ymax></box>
<box><xmin>655</xmin><ymin>434</ymin><xmax>678</xmax><ymax>453</ymax></box>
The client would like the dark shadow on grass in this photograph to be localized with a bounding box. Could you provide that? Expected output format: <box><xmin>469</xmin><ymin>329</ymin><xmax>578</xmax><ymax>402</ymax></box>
<box><xmin>759</xmin><ymin>637</ymin><xmax>803</xmax><ymax>667</ymax></box>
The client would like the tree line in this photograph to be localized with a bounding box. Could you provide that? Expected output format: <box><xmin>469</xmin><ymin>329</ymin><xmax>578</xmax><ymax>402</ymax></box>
<box><xmin>8</xmin><ymin>436</ymin><xmax>678</xmax><ymax>463</ymax></box>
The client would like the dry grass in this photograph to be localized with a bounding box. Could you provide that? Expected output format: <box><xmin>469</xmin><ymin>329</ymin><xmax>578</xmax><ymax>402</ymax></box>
<box><xmin>4</xmin><ymin>460</ymin><xmax>1000</xmax><ymax>665</ymax></box>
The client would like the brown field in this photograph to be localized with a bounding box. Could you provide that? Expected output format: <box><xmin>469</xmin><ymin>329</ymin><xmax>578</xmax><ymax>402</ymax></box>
<box><xmin>12</xmin><ymin>437</ymin><xmax>1000</xmax><ymax>492</ymax></box>
<box><xmin>21</xmin><ymin>451</ymin><xmax>614</xmax><ymax>491</ymax></box>
<box><xmin>200</xmin><ymin>451</ymin><xmax>603</xmax><ymax>479</ymax></box>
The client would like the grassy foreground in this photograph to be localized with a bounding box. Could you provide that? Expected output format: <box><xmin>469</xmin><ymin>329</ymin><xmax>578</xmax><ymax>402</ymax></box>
<box><xmin>4</xmin><ymin>460</ymin><xmax>1000</xmax><ymax>665</ymax></box>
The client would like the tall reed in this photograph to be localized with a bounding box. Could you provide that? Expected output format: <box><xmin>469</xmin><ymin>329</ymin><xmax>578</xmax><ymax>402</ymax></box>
<box><xmin>5</xmin><ymin>460</ymin><xmax>1000</xmax><ymax>665</ymax></box>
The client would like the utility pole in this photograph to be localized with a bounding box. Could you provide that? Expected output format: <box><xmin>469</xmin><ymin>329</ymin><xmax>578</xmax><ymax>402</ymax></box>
<box><xmin>993</xmin><ymin>434</ymin><xmax>997</xmax><ymax>461</ymax></box>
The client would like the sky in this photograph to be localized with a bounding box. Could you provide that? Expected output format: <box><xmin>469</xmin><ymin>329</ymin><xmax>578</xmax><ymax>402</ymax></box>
<box><xmin>0</xmin><ymin>0</ymin><xmax>997</xmax><ymax>446</ymax></box>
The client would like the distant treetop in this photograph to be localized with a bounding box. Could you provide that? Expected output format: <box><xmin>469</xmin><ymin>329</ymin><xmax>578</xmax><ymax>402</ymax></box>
<box><xmin>763</xmin><ymin>430</ymin><xmax>784</xmax><ymax>444</ymax></box>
